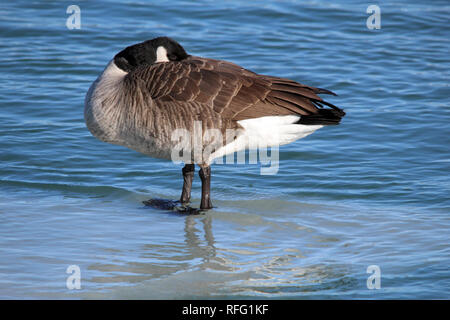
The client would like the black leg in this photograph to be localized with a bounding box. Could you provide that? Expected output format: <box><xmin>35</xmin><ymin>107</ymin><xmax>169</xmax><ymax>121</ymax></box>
<box><xmin>199</xmin><ymin>165</ymin><xmax>213</xmax><ymax>210</ymax></box>
<box><xmin>180</xmin><ymin>163</ymin><xmax>195</xmax><ymax>204</ymax></box>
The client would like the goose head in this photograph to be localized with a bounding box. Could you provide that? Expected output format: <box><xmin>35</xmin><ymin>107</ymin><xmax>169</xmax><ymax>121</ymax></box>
<box><xmin>113</xmin><ymin>36</ymin><xmax>189</xmax><ymax>73</ymax></box>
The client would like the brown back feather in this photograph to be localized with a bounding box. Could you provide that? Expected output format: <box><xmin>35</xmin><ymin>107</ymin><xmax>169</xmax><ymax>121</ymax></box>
<box><xmin>129</xmin><ymin>56</ymin><xmax>339</xmax><ymax>126</ymax></box>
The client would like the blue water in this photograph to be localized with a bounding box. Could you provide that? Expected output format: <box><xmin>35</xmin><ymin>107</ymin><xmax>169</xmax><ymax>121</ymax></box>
<box><xmin>0</xmin><ymin>0</ymin><xmax>449</xmax><ymax>299</ymax></box>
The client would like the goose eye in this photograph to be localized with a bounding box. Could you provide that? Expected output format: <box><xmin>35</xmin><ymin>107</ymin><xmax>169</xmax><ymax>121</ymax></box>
<box><xmin>168</xmin><ymin>54</ymin><xmax>178</xmax><ymax>61</ymax></box>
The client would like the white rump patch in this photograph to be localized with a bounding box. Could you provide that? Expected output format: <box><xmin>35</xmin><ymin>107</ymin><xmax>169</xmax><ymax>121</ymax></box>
<box><xmin>237</xmin><ymin>115</ymin><xmax>323</xmax><ymax>147</ymax></box>
<box><xmin>207</xmin><ymin>115</ymin><xmax>323</xmax><ymax>163</ymax></box>
<box><xmin>155</xmin><ymin>46</ymin><xmax>169</xmax><ymax>63</ymax></box>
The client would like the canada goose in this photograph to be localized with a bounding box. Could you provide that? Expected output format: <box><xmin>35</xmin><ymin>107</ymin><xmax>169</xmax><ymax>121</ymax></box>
<box><xmin>85</xmin><ymin>36</ymin><xmax>345</xmax><ymax>211</ymax></box>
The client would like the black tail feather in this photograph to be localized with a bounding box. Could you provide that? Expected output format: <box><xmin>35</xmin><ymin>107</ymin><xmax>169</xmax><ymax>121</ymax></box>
<box><xmin>296</xmin><ymin>108</ymin><xmax>345</xmax><ymax>125</ymax></box>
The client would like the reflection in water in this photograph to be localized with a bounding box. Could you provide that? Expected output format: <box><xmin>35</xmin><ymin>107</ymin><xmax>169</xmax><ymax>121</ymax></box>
<box><xmin>85</xmin><ymin>210</ymin><xmax>358</xmax><ymax>298</ymax></box>
<box><xmin>183</xmin><ymin>214</ymin><xmax>216</xmax><ymax>264</ymax></box>
<box><xmin>87</xmin><ymin>212</ymin><xmax>218</xmax><ymax>286</ymax></box>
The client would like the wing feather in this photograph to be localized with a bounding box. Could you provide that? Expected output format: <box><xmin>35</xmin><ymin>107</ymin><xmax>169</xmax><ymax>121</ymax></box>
<box><xmin>129</xmin><ymin>56</ymin><xmax>342</xmax><ymax>127</ymax></box>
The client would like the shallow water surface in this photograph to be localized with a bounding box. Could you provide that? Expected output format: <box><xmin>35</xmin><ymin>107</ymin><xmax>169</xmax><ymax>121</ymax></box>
<box><xmin>0</xmin><ymin>0</ymin><xmax>449</xmax><ymax>299</ymax></box>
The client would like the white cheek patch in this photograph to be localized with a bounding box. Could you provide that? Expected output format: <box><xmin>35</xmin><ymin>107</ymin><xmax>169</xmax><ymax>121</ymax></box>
<box><xmin>155</xmin><ymin>46</ymin><xmax>169</xmax><ymax>63</ymax></box>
